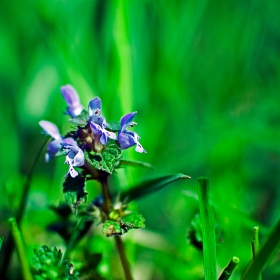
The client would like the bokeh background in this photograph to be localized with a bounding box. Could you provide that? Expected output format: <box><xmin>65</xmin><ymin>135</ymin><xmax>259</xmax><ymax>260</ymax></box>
<box><xmin>1</xmin><ymin>0</ymin><xmax>280</xmax><ymax>279</ymax></box>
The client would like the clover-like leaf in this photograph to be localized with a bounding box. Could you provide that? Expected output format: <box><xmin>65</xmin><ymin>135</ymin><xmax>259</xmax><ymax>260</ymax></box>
<box><xmin>63</xmin><ymin>174</ymin><xmax>88</xmax><ymax>215</ymax></box>
<box><xmin>84</xmin><ymin>140</ymin><xmax>121</xmax><ymax>174</ymax></box>
<box><xmin>103</xmin><ymin>220</ymin><xmax>122</xmax><ymax>237</ymax></box>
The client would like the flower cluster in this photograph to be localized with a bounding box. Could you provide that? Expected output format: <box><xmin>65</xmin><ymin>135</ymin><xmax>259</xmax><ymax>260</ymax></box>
<box><xmin>39</xmin><ymin>85</ymin><xmax>146</xmax><ymax>178</ymax></box>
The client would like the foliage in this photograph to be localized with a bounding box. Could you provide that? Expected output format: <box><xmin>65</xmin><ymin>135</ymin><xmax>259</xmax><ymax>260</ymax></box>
<box><xmin>1</xmin><ymin>0</ymin><xmax>280</xmax><ymax>279</ymax></box>
<box><xmin>32</xmin><ymin>245</ymin><xmax>79</xmax><ymax>280</ymax></box>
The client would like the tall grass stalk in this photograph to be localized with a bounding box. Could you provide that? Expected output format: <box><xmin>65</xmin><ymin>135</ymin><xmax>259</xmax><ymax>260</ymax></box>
<box><xmin>197</xmin><ymin>177</ymin><xmax>217</xmax><ymax>280</ymax></box>
<box><xmin>242</xmin><ymin>218</ymin><xmax>280</xmax><ymax>280</ymax></box>
<box><xmin>9</xmin><ymin>218</ymin><xmax>33</xmax><ymax>280</ymax></box>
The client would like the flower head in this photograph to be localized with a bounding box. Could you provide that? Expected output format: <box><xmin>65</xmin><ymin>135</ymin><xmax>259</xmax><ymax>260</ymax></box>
<box><xmin>61</xmin><ymin>85</ymin><xmax>84</xmax><ymax>118</ymax></box>
<box><xmin>118</xmin><ymin>112</ymin><xmax>146</xmax><ymax>153</ymax></box>
<box><xmin>61</xmin><ymin>138</ymin><xmax>85</xmax><ymax>178</ymax></box>
<box><xmin>88</xmin><ymin>97</ymin><xmax>116</xmax><ymax>149</ymax></box>
<box><xmin>39</xmin><ymin>120</ymin><xmax>63</xmax><ymax>162</ymax></box>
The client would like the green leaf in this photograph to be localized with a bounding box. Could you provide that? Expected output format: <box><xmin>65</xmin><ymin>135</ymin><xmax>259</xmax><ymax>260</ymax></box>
<box><xmin>241</xmin><ymin>218</ymin><xmax>280</xmax><ymax>280</ymax></box>
<box><xmin>121</xmin><ymin>212</ymin><xmax>145</xmax><ymax>229</ymax></box>
<box><xmin>117</xmin><ymin>159</ymin><xmax>154</xmax><ymax>170</ymax></box>
<box><xmin>32</xmin><ymin>245</ymin><xmax>79</xmax><ymax>279</ymax></box>
<box><xmin>68</xmin><ymin>110</ymin><xmax>89</xmax><ymax>126</ymax></box>
<box><xmin>55</xmin><ymin>149</ymin><xmax>69</xmax><ymax>157</ymax></box>
<box><xmin>119</xmin><ymin>173</ymin><xmax>191</xmax><ymax>202</ymax></box>
<box><xmin>0</xmin><ymin>236</ymin><xmax>3</xmax><ymax>251</ymax></box>
<box><xmin>84</xmin><ymin>140</ymin><xmax>121</xmax><ymax>174</ymax></box>
<box><xmin>106</xmin><ymin>121</ymin><xmax>121</xmax><ymax>131</ymax></box>
<box><xmin>103</xmin><ymin>220</ymin><xmax>122</xmax><ymax>237</ymax></box>
<box><xmin>63</xmin><ymin>174</ymin><xmax>88</xmax><ymax>215</ymax></box>
<box><xmin>197</xmin><ymin>177</ymin><xmax>217</xmax><ymax>280</ymax></box>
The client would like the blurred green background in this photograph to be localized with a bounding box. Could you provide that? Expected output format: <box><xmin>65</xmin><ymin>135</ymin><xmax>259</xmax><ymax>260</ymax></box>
<box><xmin>1</xmin><ymin>0</ymin><xmax>280</xmax><ymax>279</ymax></box>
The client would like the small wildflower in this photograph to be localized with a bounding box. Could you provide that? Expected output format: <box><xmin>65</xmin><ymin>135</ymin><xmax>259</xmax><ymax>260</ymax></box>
<box><xmin>61</xmin><ymin>138</ymin><xmax>85</xmax><ymax>178</ymax></box>
<box><xmin>118</xmin><ymin>112</ymin><xmax>146</xmax><ymax>153</ymax></box>
<box><xmin>88</xmin><ymin>97</ymin><xmax>116</xmax><ymax>150</ymax></box>
<box><xmin>60</xmin><ymin>85</ymin><xmax>84</xmax><ymax>118</ymax></box>
<box><xmin>39</xmin><ymin>120</ymin><xmax>63</xmax><ymax>162</ymax></box>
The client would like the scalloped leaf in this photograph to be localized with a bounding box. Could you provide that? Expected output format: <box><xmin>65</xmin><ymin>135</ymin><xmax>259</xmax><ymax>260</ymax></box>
<box><xmin>121</xmin><ymin>213</ymin><xmax>145</xmax><ymax>229</ymax></box>
<box><xmin>117</xmin><ymin>159</ymin><xmax>154</xmax><ymax>170</ymax></box>
<box><xmin>119</xmin><ymin>173</ymin><xmax>191</xmax><ymax>202</ymax></box>
<box><xmin>84</xmin><ymin>140</ymin><xmax>121</xmax><ymax>174</ymax></box>
<box><xmin>63</xmin><ymin>174</ymin><xmax>88</xmax><ymax>215</ymax></box>
<box><xmin>32</xmin><ymin>245</ymin><xmax>79</xmax><ymax>279</ymax></box>
<box><xmin>103</xmin><ymin>220</ymin><xmax>122</xmax><ymax>237</ymax></box>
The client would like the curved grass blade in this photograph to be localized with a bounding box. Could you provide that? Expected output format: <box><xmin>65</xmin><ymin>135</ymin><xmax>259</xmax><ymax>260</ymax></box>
<box><xmin>120</xmin><ymin>173</ymin><xmax>191</xmax><ymax>202</ymax></box>
<box><xmin>117</xmin><ymin>159</ymin><xmax>154</xmax><ymax>170</ymax></box>
<box><xmin>241</xmin><ymin>218</ymin><xmax>280</xmax><ymax>280</ymax></box>
<box><xmin>9</xmin><ymin>218</ymin><xmax>33</xmax><ymax>280</ymax></box>
<box><xmin>0</xmin><ymin>139</ymin><xmax>48</xmax><ymax>278</ymax></box>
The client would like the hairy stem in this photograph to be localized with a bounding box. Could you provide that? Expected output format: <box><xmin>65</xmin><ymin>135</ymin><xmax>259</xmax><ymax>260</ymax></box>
<box><xmin>100</xmin><ymin>172</ymin><xmax>133</xmax><ymax>280</ymax></box>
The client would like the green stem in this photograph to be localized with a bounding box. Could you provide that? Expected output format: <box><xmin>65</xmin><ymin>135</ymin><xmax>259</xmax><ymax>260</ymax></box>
<box><xmin>241</xmin><ymin>218</ymin><xmax>280</xmax><ymax>280</ymax></box>
<box><xmin>100</xmin><ymin>173</ymin><xmax>112</xmax><ymax>215</ymax></box>
<box><xmin>218</xmin><ymin>257</ymin><xmax>239</xmax><ymax>280</ymax></box>
<box><xmin>251</xmin><ymin>226</ymin><xmax>262</xmax><ymax>280</ymax></box>
<box><xmin>0</xmin><ymin>139</ymin><xmax>47</xmax><ymax>278</ymax></box>
<box><xmin>100</xmin><ymin>172</ymin><xmax>133</xmax><ymax>280</ymax></box>
<box><xmin>63</xmin><ymin>217</ymin><xmax>84</xmax><ymax>260</ymax></box>
<box><xmin>252</xmin><ymin>226</ymin><xmax>260</xmax><ymax>260</ymax></box>
<box><xmin>115</xmin><ymin>236</ymin><xmax>133</xmax><ymax>280</ymax></box>
<box><xmin>197</xmin><ymin>177</ymin><xmax>217</xmax><ymax>280</ymax></box>
<box><xmin>9</xmin><ymin>218</ymin><xmax>33</xmax><ymax>280</ymax></box>
<box><xmin>0</xmin><ymin>236</ymin><xmax>3</xmax><ymax>251</ymax></box>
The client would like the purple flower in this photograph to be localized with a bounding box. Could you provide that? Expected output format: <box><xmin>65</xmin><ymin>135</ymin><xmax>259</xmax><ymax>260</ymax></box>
<box><xmin>39</xmin><ymin>120</ymin><xmax>63</xmax><ymax>162</ymax></box>
<box><xmin>118</xmin><ymin>112</ymin><xmax>146</xmax><ymax>153</ymax></box>
<box><xmin>61</xmin><ymin>138</ymin><xmax>85</xmax><ymax>178</ymax></box>
<box><xmin>88</xmin><ymin>97</ymin><xmax>116</xmax><ymax>147</ymax></box>
<box><xmin>61</xmin><ymin>85</ymin><xmax>84</xmax><ymax>118</ymax></box>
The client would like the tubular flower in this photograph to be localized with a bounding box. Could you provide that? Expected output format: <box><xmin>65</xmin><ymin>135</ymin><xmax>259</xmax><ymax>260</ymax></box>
<box><xmin>61</xmin><ymin>138</ymin><xmax>85</xmax><ymax>178</ymax></box>
<box><xmin>118</xmin><ymin>112</ymin><xmax>146</xmax><ymax>153</ymax></box>
<box><xmin>60</xmin><ymin>85</ymin><xmax>84</xmax><ymax>118</ymax></box>
<box><xmin>88</xmin><ymin>97</ymin><xmax>116</xmax><ymax>149</ymax></box>
<box><xmin>39</xmin><ymin>120</ymin><xmax>63</xmax><ymax>162</ymax></box>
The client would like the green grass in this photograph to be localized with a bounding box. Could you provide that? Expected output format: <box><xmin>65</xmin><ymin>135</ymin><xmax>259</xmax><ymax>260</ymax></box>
<box><xmin>1</xmin><ymin>0</ymin><xmax>280</xmax><ymax>279</ymax></box>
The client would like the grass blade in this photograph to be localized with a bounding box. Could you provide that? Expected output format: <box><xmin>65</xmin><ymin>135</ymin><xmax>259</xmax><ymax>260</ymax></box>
<box><xmin>120</xmin><ymin>173</ymin><xmax>191</xmax><ymax>202</ymax></box>
<box><xmin>241</xmin><ymin>218</ymin><xmax>280</xmax><ymax>280</ymax></box>
<box><xmin>9</xmin><ymin>218</ymin><xmax>33</xmax><ymax>280</ymax></box>
<box><xmin>197</xmin><ymin>177</ymin><xmax>217</xmax><ymax>280</ymax></box>
<box><xmin>218</xmin><ymin>256</ymin><xmax>239</xmax><ymax>280</ymax></box>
